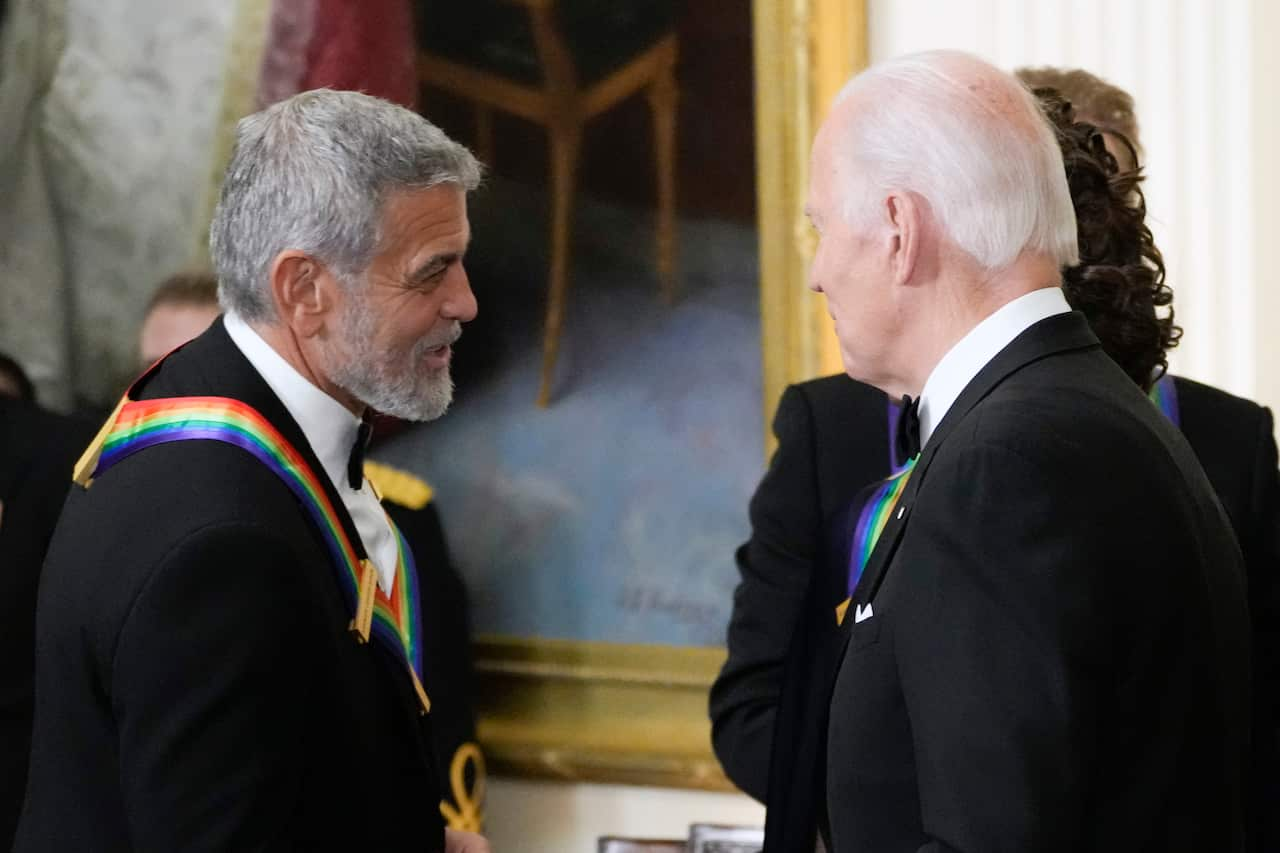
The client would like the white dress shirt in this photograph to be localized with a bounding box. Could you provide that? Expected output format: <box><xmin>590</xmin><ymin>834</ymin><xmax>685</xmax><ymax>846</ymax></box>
<box><xmin>224</xmin><ymin>312</ymin><xmax>399</xmax><ymax>594</ymax></box>
<box><xmin>917</xmin><ymin>287</ymin><xmax>1072</xmax><ymax>448</ymax></box>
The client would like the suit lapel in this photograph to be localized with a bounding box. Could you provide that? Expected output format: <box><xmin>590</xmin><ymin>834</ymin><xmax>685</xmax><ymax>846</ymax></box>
<box><xmin>834</xmin><ymin>312</ymin><xmax>1101</xmax><ymax>659</ymax></box>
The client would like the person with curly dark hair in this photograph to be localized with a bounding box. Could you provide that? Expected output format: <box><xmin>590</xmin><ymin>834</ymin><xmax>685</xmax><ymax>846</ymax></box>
<box><xmin>1035</xmin><ymin>84</ymin><xmax>1279</xmax><ymax>853</ymax></box>
<box><xmin>710</xmin><ymin>74</ymin><xmax>1279</xmax><ymax>852</ymax></box>
<box><xmin>1017</xmin><ymin>65</ymin><xmax>1141</xmax><ymax>170</ymax></box>
<box><xmin>1035</xmin><ymin>88</ymin><xmax>1182</xmax><ymax>389</ymax></box>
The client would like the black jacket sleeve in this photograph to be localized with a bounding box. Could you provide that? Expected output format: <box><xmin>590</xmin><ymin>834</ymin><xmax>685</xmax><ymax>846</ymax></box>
<box><xmin>1244</xmin><ymin>408</ymin><xmax>1280</xmax><ymax>850</ymax></box>
<box><xmin>709</xmin><ymin>385</ymin><xmax>821</xmax><ymax>801</ymax></box>
<box><xmin>111</xmin><ymin>523</ymin><xmax>318</xmax><ymax>852</ymax></box>
<box><xmin>0</xmin><ymin>404</ymin><xmax>93</xmax><ymax>847</ymax></box>
<box><xmin>387</xmin><ymin>500</ymin><xmax>482</xmax><ymax>825</ymax></box>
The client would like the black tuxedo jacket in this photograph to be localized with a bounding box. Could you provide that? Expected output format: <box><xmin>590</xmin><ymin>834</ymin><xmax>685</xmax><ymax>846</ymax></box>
<box><xmin>713</xmin><ymin>313</ymin><xmax>1273</xmax><ymax>852</ymax></box>
<box><xmin>0</xmin><ymin>400</ymin><xmax>94</xmax><ymax>849</ymax></box>
<box><xmin>16</xmin><ymin>319</ymin><xmax>446</xmax><ymax>852</ymax></box>
<box><xmin>828</xmin><ymin>313</ymin><xmax>1248</xmax><ymax>851</ymax></box>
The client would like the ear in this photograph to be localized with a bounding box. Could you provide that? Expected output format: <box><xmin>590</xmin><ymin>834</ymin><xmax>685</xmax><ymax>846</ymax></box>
<box><xmin>884</xmin><ymin>192</ymin><xmax>923</xmax><ymax>286</ymax></box>
<box><xmin>268</xmin><ymin>250</ymin><xmax>338</xmax><ymax>338</ymax></box>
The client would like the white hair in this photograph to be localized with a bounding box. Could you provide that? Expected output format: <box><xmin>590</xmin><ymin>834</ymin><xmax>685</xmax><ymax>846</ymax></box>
<box><xmin>210</xmin><ymin>89</ymin><xmax>482</xmax><ymax>322</ymax></box>
<box><xmin>833</xmin><ymin>50</ymin><xmax>1078</xmax><ymax>271</ymax></box>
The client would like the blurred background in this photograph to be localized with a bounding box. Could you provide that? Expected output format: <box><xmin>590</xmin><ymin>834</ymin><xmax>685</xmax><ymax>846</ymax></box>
<box><xmin>1</xmin><ymin>0</ymin><xmax>1276</xmax><ymax>849</ymax></box>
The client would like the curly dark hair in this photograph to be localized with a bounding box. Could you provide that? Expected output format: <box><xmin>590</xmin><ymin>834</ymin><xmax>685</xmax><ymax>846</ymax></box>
<box><xmin>1034</xmin><ymin>87</ymin><xmax>1181</xmax><ymax>389</ymax></box>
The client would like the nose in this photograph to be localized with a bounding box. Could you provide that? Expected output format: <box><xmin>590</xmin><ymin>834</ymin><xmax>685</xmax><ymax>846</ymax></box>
<box><xmin>445</xmin><ymin>266</ymin><xmax>478</xmax><ymax>323</ymax></box>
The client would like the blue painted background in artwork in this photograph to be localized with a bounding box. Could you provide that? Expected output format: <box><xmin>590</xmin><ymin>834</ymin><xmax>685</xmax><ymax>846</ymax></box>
<box><xmin>376</xmin><ymin>180</ymin><xmax>762</xmax><ymax>647</ymax></box>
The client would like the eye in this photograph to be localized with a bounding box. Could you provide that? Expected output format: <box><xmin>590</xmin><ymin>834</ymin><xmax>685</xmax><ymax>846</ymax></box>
<box><xmin>406</xmin><ymin>265</ymin><xmax>448</xmax><ymax>293</ymax></box>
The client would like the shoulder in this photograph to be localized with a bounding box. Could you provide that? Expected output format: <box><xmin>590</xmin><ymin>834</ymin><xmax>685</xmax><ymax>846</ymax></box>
<box><xmin>367</xmin><ymin>461</ymin><xmax>444</xmax><ymax>552</ymax></box>
<box><xmin>948</xmin><ymin>364</ymin><xmax>1188</xmax><ymax>496</ymax></box>
<box><xmin>1172</xmin><ymin>374</ymin><xmax>1274</xmax><ymax>468</ymax></box>
<box><xmin>1170</xmin><ymin>375</ymin><xmax>1276</xmax><ymax>528</ymax></box>
<box><xmin>790</xmin><ymin>373</ymin><xmax>887</xmax><ymax>414</ymax></box>
<box><xmin>0</xmin><ymin>400</ymin><xmax>95</xmax><ymax>493</ymax></box>
<box><xmin>1</xmin><ymin>399</ymin><xmax>96</xmax><ymax>448</ymax></box>
<box><xmin>45</xmin><ymin>440</ymin><xmax>316</xmax><ymax>620</ymax></box>
<box><xmin>365</xmin><ymin>460</ymin><xmax>434</xmax><ymax>510</ymax></box>
<box><xmin>784</xmin><ymin>374</ymin><xmax>890</xmax><ymax>450</ymax></box>
<box><xmin>1172</xmin><ymin>375</ymin><xmax>1271</xmax><ymax>431</ymax></box>
<box><xmin>370</xmin><ymin>461</ymin><xmax>460</xmax><ymax>581</ymax></box>
<box><xmin>87</xmin><ymin>438</ymin><xmax>305</xmax><ymax>526</ymax></box>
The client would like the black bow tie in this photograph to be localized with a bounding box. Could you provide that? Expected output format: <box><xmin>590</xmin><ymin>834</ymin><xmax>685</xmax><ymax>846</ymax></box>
<box><xmin>896</xmin><ymin>395</ymin><xmax>921</xmax><ymax>461</ymax></box>
<box><xmin>347</xmin><ymin>416</ymin><xmax>373</xmax><ymax>490</ymax></box>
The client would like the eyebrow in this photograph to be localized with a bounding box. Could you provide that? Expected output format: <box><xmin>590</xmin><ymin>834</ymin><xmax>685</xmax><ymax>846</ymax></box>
<box><xmin>408</xmin><ymin>250</ymin><xmax>465</xmax><ymax>285</ymax></box>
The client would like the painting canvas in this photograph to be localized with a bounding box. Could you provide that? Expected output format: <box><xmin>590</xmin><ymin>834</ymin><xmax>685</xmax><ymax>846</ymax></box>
<box><xmin>368</xmin><ymin>0</ymin><xmax>860</xmax><ymax>789</ymax></box>
<box><xmin>383</xmin><ymin>0</ymin><xmax>764</xmax><ymax>658</ymax></box>
<box><xmin>378</xmin><ymin>178</ymin><xmax>761</xmax><ymax>649</ymax></box>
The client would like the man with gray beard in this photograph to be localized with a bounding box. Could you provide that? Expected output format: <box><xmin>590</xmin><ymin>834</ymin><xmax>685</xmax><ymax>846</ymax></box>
<box><xmin>17</xmin><ymin>90</ymin><xmax>489</xmax><ymax>853</ymax></box>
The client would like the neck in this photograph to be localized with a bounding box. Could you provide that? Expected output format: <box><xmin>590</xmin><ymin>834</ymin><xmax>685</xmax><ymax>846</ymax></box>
<box><xmin>894</xmin><ymin>251</ymin><xmax>1061</xmax><ymax>395</ymax></box>
<box><xmin>252</xmin><ymin>321</ymin><xmax>366</xmax><ymax>417</ymax></box>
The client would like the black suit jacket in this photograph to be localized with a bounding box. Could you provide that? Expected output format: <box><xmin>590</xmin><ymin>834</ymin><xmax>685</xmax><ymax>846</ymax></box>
<box><xmin>0</xmin><ymin>400</ymin><xmax>94</xmax><ymax>849</ymax></box>
<box><xmin>16</xmin><ymin>319</ymin><xmax>446</xmax><ymax>852</ymax></box>
<box><xmin>708</xmin><ymin>378</ymin><xmax>890</xmax><ymax>809</ymax></box>
<box><xmin>713</xmin><ymin>314</ymin><xmax>1274</xmax><ymax>852</ymax></box>
<box><xmin>1176</xmin><ymin>377</ymin><xmax>1280</xmax><ymax>850</ymax></box>
<box><xmin>827</xmin><ymin>313</ymin><xmax>1248</xmax><ymax>851</ymax></box>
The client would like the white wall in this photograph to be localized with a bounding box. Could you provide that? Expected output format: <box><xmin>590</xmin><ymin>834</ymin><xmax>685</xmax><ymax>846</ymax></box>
<box><xmin>1250</xmin><ymin>0</ymin><xmax>1280</xmax><ymax>414</ymax></box>
<box><xmin>483</xmin><ymin>777</ymin><xmax>764</xmax><ymax>852</ymax></box>
<box><xmin>869</xmin><ymin>0</ymin><xmax>1277</xmax><ymax>417</ymax></box>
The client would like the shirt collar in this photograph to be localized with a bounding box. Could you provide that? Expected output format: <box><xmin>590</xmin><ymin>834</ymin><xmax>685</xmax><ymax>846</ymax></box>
<box><xmin>223</xmin><ymin>311</ymin><xmax>362</xmax><ymax>493</ymax></box>
<box><xmin>917</xmin><ymin>287</ymin><xmax>1071</xmax><ymax>448</ymax></box>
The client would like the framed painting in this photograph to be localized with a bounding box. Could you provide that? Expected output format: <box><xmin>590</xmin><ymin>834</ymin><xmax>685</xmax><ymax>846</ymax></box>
<box><xmin>376</xmin><ymin>0</ymin><xmax>867</xmax><ymax>791</ymax></box>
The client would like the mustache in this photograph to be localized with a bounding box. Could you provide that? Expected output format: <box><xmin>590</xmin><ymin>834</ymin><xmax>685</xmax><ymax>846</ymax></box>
<box><xmin>417</xmin><ymin>323</ymin><xmax>462</xmax><ymax>352</ymax></box>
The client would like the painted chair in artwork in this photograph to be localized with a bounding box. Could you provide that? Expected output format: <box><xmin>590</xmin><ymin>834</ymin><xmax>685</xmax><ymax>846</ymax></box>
<box><xmin>418</xmin><ymin>0</ymin><xmax>680</xmax><ymax>406</ymax></box>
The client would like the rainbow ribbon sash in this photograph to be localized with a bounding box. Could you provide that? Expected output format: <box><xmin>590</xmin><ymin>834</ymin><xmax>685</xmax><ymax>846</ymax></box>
<box><xmin>73</xmin><ymin>395</ymin><xmax>431</xmax><ymax>714</ymax></box>
<box><xmin>835</xmin><ymin>458</ymin><xmax>916</xmax><ymax>626</ymax></box>
<box><xmin>846</xmin><ymin>458</ymin><xmax>916</xmax><ymax>597</ymax></box>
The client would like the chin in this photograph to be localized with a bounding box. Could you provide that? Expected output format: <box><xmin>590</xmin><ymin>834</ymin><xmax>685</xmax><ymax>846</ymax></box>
<box><xmin>402</xmin><ymin>373</ymin><xmax>455</xmax><ymax>422</ymax></box>
<box><xmin>841</xmin><ymin>355</ymin><xmax>896</xmax><ymax>397</ymax></box>
<box><xmin>839</xmin><ymin>350</ymin><xmax>867</xmax><ymax>383</ymax></box>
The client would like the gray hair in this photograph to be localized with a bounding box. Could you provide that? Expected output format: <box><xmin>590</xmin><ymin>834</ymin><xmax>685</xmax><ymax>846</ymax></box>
<box><xmin>833</xmin><ymin>50</ymin><xmax>1078</xmax><ymax>272</ymax></box>
<box><xmin>210</xmin><ymin>89</ymin><xmax>482</xmax><ymax>322</ymax></box>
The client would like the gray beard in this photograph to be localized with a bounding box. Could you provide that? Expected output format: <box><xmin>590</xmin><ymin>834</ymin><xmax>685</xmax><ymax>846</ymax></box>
<box><xmin>324</xmin><ymin>299</ymin><xmax>455</xmax><ymax>422</ymax></box>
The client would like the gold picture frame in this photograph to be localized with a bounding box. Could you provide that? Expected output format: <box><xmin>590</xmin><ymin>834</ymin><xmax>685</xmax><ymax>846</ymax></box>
<box><xmin>473</xmin><ymin>0</ymin><xmax>868</xmax><ymax>792</ymax></box>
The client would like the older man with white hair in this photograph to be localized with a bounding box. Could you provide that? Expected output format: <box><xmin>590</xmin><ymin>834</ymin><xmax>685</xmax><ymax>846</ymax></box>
<box><xmin>17</xmin><ymin>90</ymin><xmax>488</xmax><ymax>853</ymax></box>
<box><xmin>811</xmin><ymin>52</ymin><xmax>1249</xmax><ymax>851</ymax></box>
